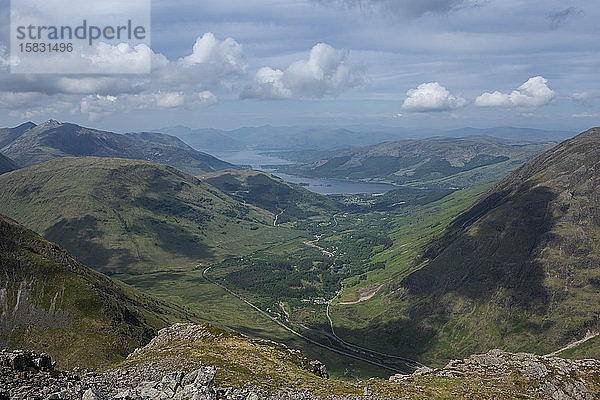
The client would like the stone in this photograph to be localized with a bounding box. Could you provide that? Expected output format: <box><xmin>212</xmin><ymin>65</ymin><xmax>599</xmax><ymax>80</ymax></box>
<box><xmin>82</xmin><ymin>388</ymin><xmax>106</xmax><ymax>400</ymax></box>
<box><xmin>8</xmin><ymin>352</ymin><xmax>29</xmax><ymax>370</ymax></box>
<box><xmin>34</xmin><ymin>353</ymin><xmax>54</xmax><ymax>371</ymax></box>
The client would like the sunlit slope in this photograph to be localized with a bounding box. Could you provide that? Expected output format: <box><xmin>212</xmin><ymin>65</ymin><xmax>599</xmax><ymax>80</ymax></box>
<box><xmin>0</xmin><ymin>157</ymin><xmax>299</xmax><ymax>274</ymax></box>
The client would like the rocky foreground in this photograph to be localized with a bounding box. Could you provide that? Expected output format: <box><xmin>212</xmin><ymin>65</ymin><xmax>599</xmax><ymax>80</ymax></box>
<box><xmin>2</xmin><ymin>324</ymin><xmax>600</xmax><ymax>400</ymax></box>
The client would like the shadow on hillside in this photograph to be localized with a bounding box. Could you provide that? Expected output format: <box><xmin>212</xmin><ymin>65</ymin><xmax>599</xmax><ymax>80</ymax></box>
<box><xmin>44</xmin><ymin>215</ymin><xmax>116</xmax><ymax>270</ymax></box>
<box><xmin>405</xmin><ymin>183</ymin><xmax>557</xmax><ymax>314</ymax></box>
<box><xmin>91</xmin><ymin>167</ymin><xmax>215</xmax><ymax>262</ymax></box>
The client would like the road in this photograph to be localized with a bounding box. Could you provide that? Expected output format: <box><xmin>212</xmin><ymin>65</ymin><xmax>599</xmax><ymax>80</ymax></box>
<box><xmin>303</xmin><ymin>235</ymin><xmax>335</xmax><ymax>257</ymax></box>
<box><xmin>202</xmin><ymin>266</ymin><xmax>422</xmax><ymax>374</ymax></box>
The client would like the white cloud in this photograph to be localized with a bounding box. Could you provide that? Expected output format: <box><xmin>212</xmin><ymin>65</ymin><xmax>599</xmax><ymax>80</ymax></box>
<box><xmin>0</xmin><ymin>33</ymin><xmax>240</xmax><ymax>120</ymax></box>
<box><xmin>85</xmin><ymin>43</ymin><xmax>154</xmax><ymax>74</ymax></box>
<box><xmin>475</xmin><ymin>76</ymin><xmax>555</xmax><ymax>108</ymax></box>
<box><xmin>154</xmin><ymin>92</ymin><xmax>185</xmax><ymax>108</ymax></box>
<box><xmin>401</xmin><ymin>82</ymin><xmax>466</xmax><ymax>112</ymax></box>
<box><xmin>79</xmin><ymin>90</ymin><xmax>217</xmax><ymax>121</ymax></box>
<box><xmin>181</xmin><ymin>33</ymin><xmax>245</xmax><ymax>73</ymax></box>
<box><xmin>241</xmin><ymin>43</ymin><xmax>362</xmax><ymax>99</ymax></box>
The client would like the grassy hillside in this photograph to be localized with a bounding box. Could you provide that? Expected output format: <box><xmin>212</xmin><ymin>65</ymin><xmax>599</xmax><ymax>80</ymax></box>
<box><xmin>201</xmin><ymin>169</ymin><xmax>341</xmax><ymax>223</ymax></box>
<box><xmin>0</xmin><ymin>157</ymin><xmax>300</xmax><ymax>275</ymax></box>
<box><xmin>0</xmin><ymin>213</ymin><xmax>191</xmax><ymax>370</ymax></box>
<box><xmin>331</xmin><ymin>128</ymin><xmax>600</xmax><ymax>366</ymax></box>
<box><xmin>0</xmin><ymin>120</ymin><xmax>233</xmax><ymax>175</ymax></box>
<box><xmin>276</xmin><ymin>137</ymin><xmax>552</xmax><ymax>189</ymax></box>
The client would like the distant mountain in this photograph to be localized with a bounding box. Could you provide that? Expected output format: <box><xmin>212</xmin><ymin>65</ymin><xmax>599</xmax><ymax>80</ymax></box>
<box><xmin>443</xmin><ymin>126</ymin><xmax>574</xmax><ymax>142</ymax></box>
<box><xmin>0</xmin><ymin>213</ymin><xmax>190</xmax><ymax>369</ymax></box>
<box><xmin>124</xmin><ymin>131</ymin><xmax>195</xmax><ymax>149</ymax></box>
<box><xmin>0</xmin><ymin>121</ymin><xmax>36</xmax><ymax>148</ymax></box>
<box><xmin>0</xmin><ymin>120</ymin><xmax>234</xmax><ymax>175</ymax></box>
<box><xmin>275</xmin><ymin>137</ymin><xmax>555</xmax><ymax>189</ymax></box>
<box><xmin>157</xmin><ymin>126</ymin><xmax>246</xmax><ymax>151</ymax></box>
<box><xmin>201</xmin><ymin>169</ymin><xmax>341</xmax><ymax>223</ymax></box>
<box><xmin>0</xmin><ymin>157</ymin><xmax>300</xmax><ymax>274</ymax></box>
<box><xmin>156</xmin><ymin>125</ymin><xmax>408</xmax><ymax>151</ymax></box>
<box><xmin>155</xmin><ymin>124</ymin><xmax>574</xmax><ymax>152</ymax></box>
<box><xmin>0</xmin><ymin>153</ymin><xmax>17</xmax><ymax>174</ymax></box>
<box><xmin>386</xmin><ymin>127</ymin><xmax>600</xmax><ymax>364</ymax></box>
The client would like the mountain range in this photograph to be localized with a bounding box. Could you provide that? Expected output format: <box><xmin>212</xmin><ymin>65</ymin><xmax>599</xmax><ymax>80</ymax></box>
<box><xmin>0</xmin><ymin>120</ymin><xmax>233</xmax><ymax>175</ymax></box>
<box><xmin>156</xmin><ymin>124</ymin><xmax>574</xmax><ymax>151</ymax></box>
<box><xmin>1</xmin><ymin>117</ymin><xmax>599</xmax><ymax>397</ymax></box>
<box><xmin>275</xmin><ymin>136</ymin><xmax>554</xmax><ymax>189</ymax></box>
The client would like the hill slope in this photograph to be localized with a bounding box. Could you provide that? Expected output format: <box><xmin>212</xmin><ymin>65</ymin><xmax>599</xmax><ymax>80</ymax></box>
<box><xmin>201</xmin><ymin>169</ymin><xmax>341</xmax><ymax>223</ymax></box>
<box><xmin>377</xmin><ymin>127</ymin><xmax>600</xmax><ymax>364</ymax></box>
<box><xmin>277</xmin><ymin>137</ymin><xmax>553</xmax><ymax>188</ymax></box>
<box><xmin>0</xmin><ymin>213</ymin><xmax>190</xmax><ymax>369</ymax></box>
<box><xmin>0</xmin><ymin>153</ymin><xmax>17</xmax><ymax>174</ymax></box>
<box><xmin>0</xmin><ymin>157</ymin><xmax>298</xmax><ymax>274</ymax></box>
<box><xmin>0</xmin><ymin>121</ymin><xmax>36</xmax><ymax>148</ymax></box>
<box><xmin>0</xmin><ymin>120</ymin><xmax>233</xmax><ymax>175</ymax></box>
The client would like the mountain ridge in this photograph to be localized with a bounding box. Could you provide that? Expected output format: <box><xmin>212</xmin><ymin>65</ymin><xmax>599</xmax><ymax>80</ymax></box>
<box><xmin>0</xmin><ymin>120</ymin><xmax>234</xmax><ymax>175</ymax></box>
<box><xmin>275</xmin><ymin>136</ymin><xmax>554</xmax><ymax>189</ymax></box>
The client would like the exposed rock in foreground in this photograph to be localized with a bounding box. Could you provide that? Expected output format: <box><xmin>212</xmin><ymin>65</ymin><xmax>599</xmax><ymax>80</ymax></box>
<box><xmin>391</xmin><ymin>349</ymin><xmax>600</xmax><ymax>400</ymax></box>
<box><xmin>2</xmin><ymin>325</ymin><xmax>600</xmax><ymax>399</ymax></box>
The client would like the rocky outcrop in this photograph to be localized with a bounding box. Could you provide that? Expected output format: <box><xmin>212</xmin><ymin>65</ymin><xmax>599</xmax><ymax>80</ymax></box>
<box><xmin>1</xmin><ymin>350</ymin><xmax>83</xmax><ymax>400</ymax></box>
<box><xmin>3</xmin><ymin>341</ymin><xmax>599</xmax><ymax>400</ymax></box>
<box><xmin>390</xmin><ymin>349</ymin><xmax>600</xmax><ymax>400</ymax></box>
<box><xmin>0</xmin><ymin>349</ymin><xmax>219</xmax><ymax>400</ymax></box>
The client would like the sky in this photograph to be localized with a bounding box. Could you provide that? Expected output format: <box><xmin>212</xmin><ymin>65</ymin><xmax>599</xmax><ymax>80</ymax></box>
<box><xmin>0</xmin><ymin>0</ymin><xmax>599</xmax><ymax>132</ymax></box>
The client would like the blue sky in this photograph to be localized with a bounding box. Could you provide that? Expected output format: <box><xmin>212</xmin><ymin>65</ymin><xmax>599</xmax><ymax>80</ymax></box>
<box><xmin>0</xmin><ymin>0</ymin><xmax>598</xmax><ymax>132</ymax></box>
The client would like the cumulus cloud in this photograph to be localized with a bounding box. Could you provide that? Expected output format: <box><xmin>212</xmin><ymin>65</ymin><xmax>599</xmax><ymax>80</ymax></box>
<box><xmin>0</xmin><ymin>32</ymin><xmax>242</xmax><ymax>120</ymax></box>
<box><xmin>85</xmin><ymin>43</ymin><xmax>154</xmax><ymax>74</ymax></box>
<box><xmin>241</xmin><ymin>43</ymin><xmax>362</xmax><ymax>99</ymax></box>
<box><xmin>401</xmin><ymin>82</ymin><xmax>466</xmax><ymax>112</ymax></box>
<box><xmin>79</xmin><ymin>90</ymin><xmax>217</xmax><ymax>121</ymax></box>
<box><xmin>475</xmin><ymin>76</ymin><xmax>555</xmax><ymax>108</ymax></box>
<box><xmin>315</xmin><ymin>0</ymin><xmax>480</xmax><ymax>18</ymax></box>
<box><xmin>152</xmin><ymin>33</ymin><xmax>246</xmax><ymax>91</ymax></box>
<box><xmin>181</xmin><ymin>32</ymin><xmax>245</xmax><ymax>73</ymax></box>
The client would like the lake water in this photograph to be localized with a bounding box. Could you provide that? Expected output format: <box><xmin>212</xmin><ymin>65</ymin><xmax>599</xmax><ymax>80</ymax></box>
<box><xmin>209</xmin><ymin>149</ymin><xmax>398</xmax><ymax>195</ymax></box>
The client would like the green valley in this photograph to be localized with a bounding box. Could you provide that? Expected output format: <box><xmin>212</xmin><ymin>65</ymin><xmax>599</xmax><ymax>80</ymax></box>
<box><xmin>1</xmin><ymin>122</ymin><xmax>599</xmax><ymax>385</ymax></box>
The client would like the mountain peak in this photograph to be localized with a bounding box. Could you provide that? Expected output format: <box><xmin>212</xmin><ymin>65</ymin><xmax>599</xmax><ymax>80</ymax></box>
<box><xmin>38</xmin><ymin>119</ymin><xmax>62</xmax><ymax>129</ymax></box>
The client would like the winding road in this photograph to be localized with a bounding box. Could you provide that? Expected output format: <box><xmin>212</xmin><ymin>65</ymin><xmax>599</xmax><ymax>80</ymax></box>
<box><xmin>203</xmin><ymin>266</ymin><xmax>423</xmax><ymax>374</ymax></box>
